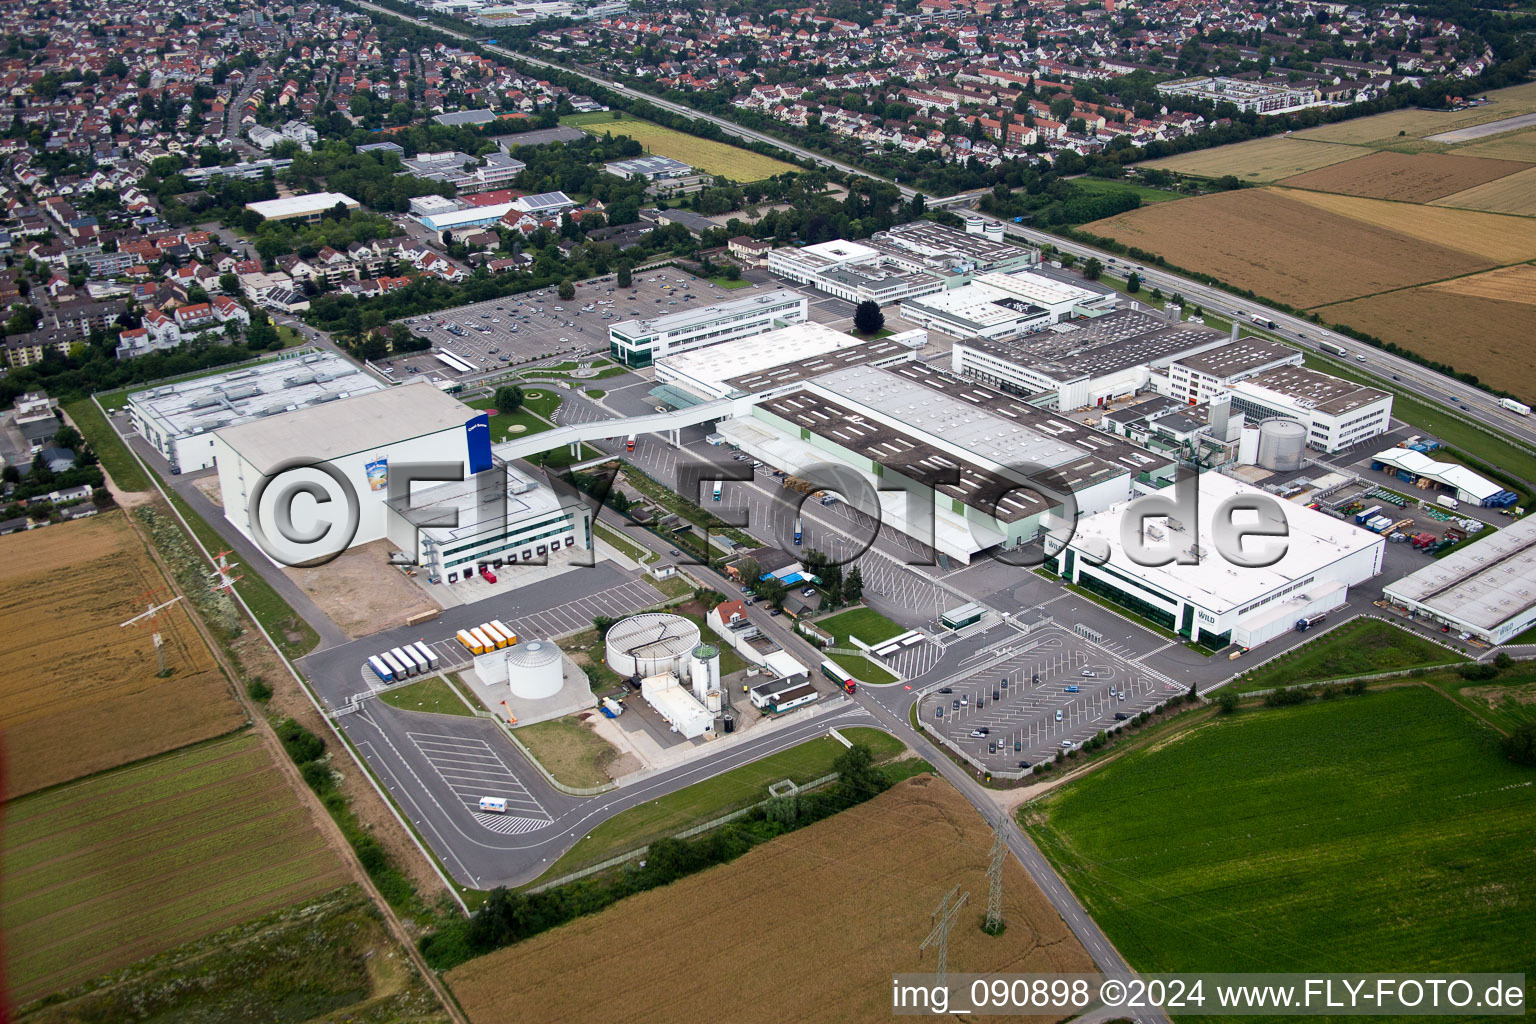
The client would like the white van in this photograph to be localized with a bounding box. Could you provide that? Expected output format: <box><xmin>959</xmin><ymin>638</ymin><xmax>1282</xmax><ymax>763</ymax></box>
<box><xmin>478</xmin><ymin>796</ymin><xmax>507</xmax><ymax>813</ymax></box>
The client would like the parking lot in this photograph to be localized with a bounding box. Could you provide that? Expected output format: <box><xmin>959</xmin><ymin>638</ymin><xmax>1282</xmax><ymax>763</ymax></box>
<box><xmin>380</xmin><ymin>270</ymin><xmax>779</xmax><ymax>381</ymax></box>
<box><xmin>406</xmin><ymin>730</ymin><xmax>554</xmax><ymax>834</ymax></box>
<box><xmin>919</xmin><ymin>625</ymin><xmax>1179</xmax><ymax>769</ymax></box>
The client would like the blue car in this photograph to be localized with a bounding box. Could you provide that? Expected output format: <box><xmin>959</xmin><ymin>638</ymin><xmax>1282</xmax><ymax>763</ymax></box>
<box><xmin>1064</xmin><ymin>684</ymin><xmax>1080</xmax><ymax>693</ymax></box>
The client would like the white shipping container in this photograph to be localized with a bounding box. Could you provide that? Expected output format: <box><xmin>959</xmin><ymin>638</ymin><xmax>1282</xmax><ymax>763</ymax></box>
<box><xmin>380</xmin><ymin>650</ymin><xmax>409</xmax><ymax>679</ymax></box>
<box><xmin>390</xmin><ymin>647</ymin><xmax>418</xmax><ymax>677</ymax></box>
<box><xmin>412</xmin><ymin>640</ymin><xmax>439</xmax><ymax>670</ymax></box>
<box><xmin>402</xmin><ymin>645</ymin><xmax>429</xmax><ymax>674</ymax></box>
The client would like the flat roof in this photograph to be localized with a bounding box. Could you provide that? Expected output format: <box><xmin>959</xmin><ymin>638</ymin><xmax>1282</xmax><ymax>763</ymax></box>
<box><xmin>611</xmin><ymin>288</ymin><xmax>804</xmax><ymax>338</ymax></box>
<box><xmin>1234</xmin><ymin>365</ymin><xmax>1390</xmax><ymax>417</ymax></box>
<box><xmin>1065</xmin><ymin>471</ymin><xmax>1384</xmax><ymax>615</ymax></box>
<box><xmin>1174</xmin><ymin>336</ymin><xmax>1301</xmax><ymax>379</ymax></box>
<box><xmin>655</xmin><ymin>321</ymin><xmax>864</xmax><ymax>394</ymax></box>
<box><xmin>246</xmin><ymin>192</ymin><xmax>360</xmax><ymax>219</ymax></box>
<box><xmin>214</xmin><ymin>380</ymin><xmax>473</xmax><ymax>472</ymax></box>
<box><xmin>1385</xmin><ymin>516</ymin><xmax>1536</xmax><ymax>631</ymax></box>
<box><xmin>606</xmin><ymin>154</ymin><xmax>692</xmax><ymax>175</ymax></box>
<box><xmin>875</xmin><ymin>220</ymin><xmax>1028</xmax><ymax>269</ymax></box>
<box><xmin>495</xmin><ymin>126</ymin><xmax>587</xmax><ymax>148</ymax></box>
<box><xmin>421</xmin><ymin>202</ymin><xmax>515</xmax><ymax>229</ymax></box>
<box><xmin>386</xmin><ymin>461</ymin><xmax>579</xmax><ymax>540</ymax></box>
<box><xmin>959</xmin><ymin>308</ymin><xmax>1227</xmax><ymax>381</ymax></box>
<box><xmin>903</xmin><ymin>279</ymin><xmax>1049</xmax><ymax>331</ymax></box>
<box><xmin>128</xmin><ymin>352</ymin><xmax>382</xmax><ymax>440</ymax></box>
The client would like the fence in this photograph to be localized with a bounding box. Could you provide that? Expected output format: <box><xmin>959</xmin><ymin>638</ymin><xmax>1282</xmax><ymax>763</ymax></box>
<box><xmin>525</xmin><ymin>771</ymin><xmax>839</xmax><ymax>893</ymax></box>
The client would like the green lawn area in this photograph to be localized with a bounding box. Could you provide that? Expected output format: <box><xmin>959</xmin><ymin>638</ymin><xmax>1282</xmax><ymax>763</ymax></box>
<box><xmin>650</xmin><ymin>574</ymin><xmax>692</xmax><ymax>600</ymax></box>
<box><xmin>559</xmin><ymin>111</ymin><xmax>622</xmax><ymax>126</ymax></box>
<box><xmin>519</xmin><ymin>387</ymin><xmax>563</xmax><ymax>421</ymax></box>
<box><xmin>1071</xmin><ymin>176</ymin><xmax>1187</xmax><ymax>204</ymax></box>
<box><xmin>584</xmin><ymin>388</ymin><xmax>606</xmax><ymax>399</ymax></box>
<box><xmin>830</xmin><ymin>652</ymin><xmax>898</xmax><ymax>685</ymax></box>
<box><xmin>64</xmin><ymin>398</ymin><xmax>150</xmax><ymax>492</ymax></box>
<box><xmin>533</xmin><ymin>728</ymin><xmax>905</xmax><ymax>880</ymax></box>
<box><xmin>1420</xmin><ymin>663</ymin><xmax>1536</xmax><ymax>733</ymax></box>
<box><xmin>1235</xmin><ymin>618</ymin><xmax>1466</xmax><ymax>693</ymax></box>
<box><xmin>515</xmin><ymin>716</ymin><xmax>620</xmax><ymax>788</ymax></box>
<box><xmin>707</xmin><ymin>275</ymin><xmax>752</xmax><ymax>289</ymax></box>
<box><xmin>1305</xmin><ymin>352</ymin><xmax>1536</xmax><ymax>492</ymax></box>
<box><xmin>377</xmin><ymin>676</ymin><xmax>473</xmax><ymax>716</ymax></box>
<box><xmin>466</xmin><ymin>396</ymin><xmax>554</xmax><ymax>442</ymax></box>
<box><xmin>594</xmin><ymin>520</ymin><xmax>655</xmax><ymax>564</ymax></box>
<box><xmin>816</xmin><ymin>607</ymin><xmax>906</xmax><ymax>648</ymax></box>
<box><xmin>1024</xmin><ymin>688</ymin><xmax>1536</xmax><ymax>985</ymax></box>
<box><xmin>277</xmin><ymin>325</ymin><xmax>306</xmax><ymax>348</ymax></box>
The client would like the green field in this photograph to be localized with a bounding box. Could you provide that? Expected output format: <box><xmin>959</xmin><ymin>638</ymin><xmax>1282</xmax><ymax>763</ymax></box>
<box><xmin>815</xmin><ymin>607</ymin><xmax>906</xmax><ymax>648</ymax></box>
<box><xmin>827</xmin><ymin>652</ymin><xmax>898</xmax><ymax>685</ymax></box>
<box><xmin>1422</xmin><ymin>663</ymin><xmax>1536</xmax><ymax>733</ymax></box>
<box><xmin>569</xmin><ymin>114</ymin><xmax>799</xmax><ymax>182</ymax></box>
<box><xmin>515</xmin><ymin>716</ymin><xmax>619</xmax><ymax>788</ymax></box>
<box><xmin>379</xmin><ymin>675</ymin><xmax>474</xmax><ymax>716</ymax></box>
<box><xmin>1070</xmin><ymin>176</ymin><xmax>1186</xmax><ymax>204</ymax></box>
<box><xmin>2</xmin><ymin>732</ymin><xmax>349</xmax><ymax>1006</ymax></box>
<box><xmin>64</xmin><ymin>398</ymin><xmax>149</xmax><ymax>492</ymax></box>
<box><xmin>1235</xmin><ymin>618</ymin><xmax>1465</xmax><ymax>693</ymax></box>
<box><xmin>466</xmin><ymin>395</ymin><xmax>555</xmax><ymax>442</ymax></box>
<box><xmin>1024</xmin><ymin>689</ymin><xmax>1536</xmax><ymax>986</ymax></box>
<box><xmin>707</xmin><ymin>275</ymin><xmax>752</xmax><ymax>289</ymax></box>
<box><xmin>535</xmin><ymin>728</ymin><xmax>905</xmax><ymax>880</ymax></box>
<box><xmin>19</xmin><ymin>886</ymin><xmax>445</xmax><ymax>1024</ymax></box>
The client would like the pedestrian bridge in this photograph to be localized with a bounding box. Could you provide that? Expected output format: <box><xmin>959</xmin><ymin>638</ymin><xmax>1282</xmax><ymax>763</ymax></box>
<box><xmin>490</xmin><ymin>396</ymin><xmax>753</xmax><ymax>463</ymax></box>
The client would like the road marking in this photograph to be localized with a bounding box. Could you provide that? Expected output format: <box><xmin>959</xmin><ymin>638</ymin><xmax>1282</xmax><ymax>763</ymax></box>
<box><xmin>408</xmin><ymin>732</ymin><xmax>553</xmax><ymax>830</ymax></box>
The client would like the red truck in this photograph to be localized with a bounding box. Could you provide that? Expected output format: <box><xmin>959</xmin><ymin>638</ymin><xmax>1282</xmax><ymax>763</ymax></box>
<box><xmin>479</xmin><ymin>565</ymin><xmax>498</xmax><ymax>583</ymax></box>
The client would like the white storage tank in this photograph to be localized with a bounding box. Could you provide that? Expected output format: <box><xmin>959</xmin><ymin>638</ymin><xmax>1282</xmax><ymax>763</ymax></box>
<box><xmin>603</xmin><ymin>612</ymin><xmax>700</xmax><ymax>678</ymax></box>
<box><xmin>1257</xmin><ymin>417</ymin><xmax>1308</xmax><ymax>472</ymax></box>
<box><xmin>506</xmin><ymin>639</ymin><xmax>562</xmax><ymax>700</ymax></box>
<box><xmin>706</xmin><ymin>689</ymin><xmax>723</xmax><ymax>713</ymax></box>
<box><xmin>474</xmin><ymin>650</ymin><xmax>509</xmax><ymax>685</ymax></box>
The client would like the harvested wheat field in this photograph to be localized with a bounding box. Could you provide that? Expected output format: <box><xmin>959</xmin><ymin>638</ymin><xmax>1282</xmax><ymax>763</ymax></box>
<box><xmin>1455</xmin><ymin>127</ymin><xmax>1536</xmax><ymax>163</ymax></box>
<box><xmin>1084</xmin><ymin>188</ymin><xmax>1492</xmax><ymax>307</ymax></box>
<box><xmin>447</xmin><ymin>774</ymin><xmax>1094</xmax><ymax>1024</ymax></box>
<box><xmin>1432</xmin><ymin>165</ymin><xmax>1536</xmax><ymax>216</ymax></box>
<box><xmin>1323</xmin><ymin>277</ymin><xmax>1536</xmax><ymax>398</ymax></box>
<box><xmin>1137</xmin><ymin>135</ymin><xmax>1361</xmax><ymax>182</ymax></box>
<box><xmin>0</xmin><ymin>511</ymin><xmax>243</xmax><ymax>797</ymax></box>
<box><xmin>1278</xmin><ymin>150</ymin><xmax>1530</xmax><ymax>203</ymax></box>
<box><xmin>1291</xmin><ymin>82</ymin><xmax>1536</xmax><ymax>147</ymax></box>
<box><xmin>1282</xmin><ymin>188</ymin><xmax>1536</xmax><ymax>264</ymax></box>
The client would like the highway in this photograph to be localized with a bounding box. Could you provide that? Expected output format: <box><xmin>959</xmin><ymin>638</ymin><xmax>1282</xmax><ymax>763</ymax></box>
<box><xmin>352</xmin><ymin>0</ymin><xmax>1536</xmax><ymax>461</ymax></box>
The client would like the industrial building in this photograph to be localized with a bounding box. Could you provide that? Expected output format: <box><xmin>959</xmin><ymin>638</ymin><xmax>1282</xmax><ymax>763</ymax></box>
<box><xmin>245</xmin><ymin>192</ymin><xmax>360</xmax><ymax>223</ymax></box>
<box><xmin>1385</xmin><ymin>516</ymin><xmax>1536</xmax><ymax>644</ymax></box>
<box><xmin>127</xmin><ymin>351</ymin><xmax>382</xmax><ymax>473</ymax></box>
<box><xmin>401</xmin><ymin>150</ymin><xmax>526</xmax><ymax>193</ymax></box>
<box><xmin>604</xmin><ymin>155</ymin><xmax>694</xmax><ymax>181</ymax></box>
<box><xmin>604</xmin><ymin>614</ymin><xmax>723</xmax><ymax>739</ymax></box>
<box><xmin>901</xmin><ymin>270</ymin><xmax>1116</xmax><ymax>341</ymax></box>
<box><xmin>715</xmin><ymin>360</ymin><xmax>1173</xmax><ymax>564</ymax></box>
<box><xmin>654</xmin><ymin>320</ymin><xmax>920</xmax><ymax>401</ymax></box>
<box><xmin>1052</xmin><ymin>471</ymin><xmax>1385</xmax><ymax>649</ymax></box>
<box><xmin>949</xmin><ymin>308</ymin><xmax>1229</xmax><ymax>411</ymax></box>
<box><xmin>1159</xmin><ymin>336</ymin><xmax>1305</xmax><ymax>406</ymax></box>
<box><xmin>211</xmin><ymin>381</ymin><xmax>584</xmax><ymax>574</ymax></box>
<box><xmin>766</xmin><ymin>220</ymin><xmax>1037</xmax><ymax>306</ymax></box>
<box><xmin>1225</xmin><ymin>365</ymin><xmax>1392</xmax><ymax>454</ymax></box>
<box><xmin>416</xmin><ymin>201</ymin><xmax>517</xmax><ymax>233</ymax></box>
<box><xmin>385</xmin><ymin>460</ymin><xmax>591</xmax><ymax>582</ymax></box>
<box><xmin>510</xmin><ymin>191</ymin><xmax>577</xmax><ymax>217</ymax></box>
<box><xmin>1369</xmin><ymin>448</ymin><xmax>1518</xmax><ymax>507</ymax></box>
<box><xmin>607</xmin><ymin>289</ymin><xmax>808</xmax><ymax>368</ymax></box>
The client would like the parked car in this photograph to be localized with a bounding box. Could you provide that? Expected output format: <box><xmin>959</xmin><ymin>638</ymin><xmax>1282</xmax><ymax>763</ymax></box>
<box><xmin>1064</xmin><ymin>684</ymin><xmax>1080</xmax><ymax>693</ymax></box>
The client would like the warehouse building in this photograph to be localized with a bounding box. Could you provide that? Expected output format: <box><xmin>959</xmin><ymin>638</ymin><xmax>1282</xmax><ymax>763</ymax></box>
<box><xmin>604</xmin><ymin>155</ymin><xmax>694</xmax><ymax>180</ymax></box>
<box><xmin>1369</xmin><ymin>448</ymin><xmax>1517</xmax><ymax>507</ymax></box>
<box><xmin>1160</xmin><ymin>336</ymin><xmax>1305</xmax><ymax>406</ymax></box>
<box><xmin>1385</xmin><ymin>515</ymin><xmax>1536</xmax><ymax>644</ymax></box>
<box><xmin>716</xmin><ymin>360</ymin><xmax>1172</xmax><ymax>563</ymax></box>
<box><xmin>1054</xmin><ymin>471</ymin><xmax>1385</xmax><ymax>649</ymax></box>
<box><xmin>654</xmin><ymin>320</ymin><xmax>919</xmax><ymax>400</ymax></box>
<box><xmin>245</xmin><ymin>192</ymin><xmax>360</xmax><ymax>223</ymax></box>
<box><xmin>211</xmin><ymin>382</ymin><xmax>586</xmax><ymax>572</ymax></box>
<box><xmin>127</xmin><ymin>351</ymin><xmax>381</xmax><ymax>473</ymax></box>
<box><xmin>608</xmin><ymin>289</ymin><xmax>808</xmax><ymax>368</ymax></box>
<box><xmin>416</xmin><ymin>201</ymin><xmax>517</xmax><ymax>232</ymax></box>
<box><xmin>901</xmin><ymin>269</ymin><xmax>1115</xmax><ymax>341</ymax></box>
<box><xmin>1226</xmin><ymin>365</ymin><xmax>1392</xmax><ymax>454</ymax></box>
<box><xmin>950</xmin><ymin>308</ymin><xmax>1228</xmax><ymax>411</ymax></box>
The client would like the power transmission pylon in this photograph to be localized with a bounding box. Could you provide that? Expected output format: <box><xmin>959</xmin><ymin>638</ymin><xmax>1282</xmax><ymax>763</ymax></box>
<box><xmin>985</xmin><ymin>818</ymin><xmax>1007</xmax><ymax>934</ymax></box>
<box><xmin>919</xmin><ymin>885</ymin><xmax>968</xmax><ymax>986</ymax></box>
<box><xmin>120</xmin><ymin>593</ymin><xmax>184</xmax><ymax>677</ymax></box>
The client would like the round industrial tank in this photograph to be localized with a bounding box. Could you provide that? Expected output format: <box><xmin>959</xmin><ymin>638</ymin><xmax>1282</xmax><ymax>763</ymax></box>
<box><xmin>603</xmin><ymin>612</ymin><xmax>701</xmax><ymax>678</ymax></box>
<box><xmin>1256</xmin><ymin>418</ymin><xmax>1307</xmax><ymax>472</ymax></box>
<box><xmin>706</xmin><ymin>690</ymin><xmax>723</xmax><ymax>713</ymax></box>
<box><xmin>506</xmin><ymin>640</ymin><xmax>562</xmax><ymax>700</ymax></box>
<box><xmin>983</xmin><ymin>221</ymin><xmax>1003</xmax><ymax>241</ymax></box>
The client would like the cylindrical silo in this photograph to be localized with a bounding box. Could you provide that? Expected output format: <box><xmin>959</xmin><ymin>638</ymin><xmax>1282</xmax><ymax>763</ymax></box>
<box><xmin>689</xmin><ymin>643</ymin><xmax>720</xmax><ymax>701</ymax></box>
<box><xmin>706</xmin><ymin>690</ymin><xmax>723</xmax><ymax>713</ymax></box>
<box><xmin>604</xmin><ymin>613</ymin><xmax>700</xmax><ymax>678</ymax></box>
<box><xmin>1256</xmin><ymin>418</ymin><xmax>1307</xmax><ymax>472</ymax></box>
<box><xmin>506</xmin><ymin>640</ymin><xmax>562</xmax><ymax>700</ymax></box>
<box><xmin>474</xmin><ymin>650</ymin><xmax>508</xmax><ymax>685</ymax></box>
